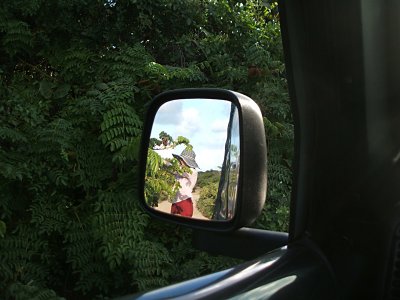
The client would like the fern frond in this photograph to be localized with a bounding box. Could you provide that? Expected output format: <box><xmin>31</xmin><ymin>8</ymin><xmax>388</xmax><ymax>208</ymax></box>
<box><xmin>92</xmin><ymin>190</ymin><xmax>156</xmax><ymax>280</ymax></box>
<box><xmin>130</xmin><ymin>241</ymin><xmax>171</xmax><ymax>291</ymax></box>
<box><xmin>0</xmin><ymin>20</ymin><xmax>33</xmax><ymax>57</ymax></box>
<box><xmin>59</xmin><ymin>47</ymin><xmax>98</xmax><ymax>82</ymax></box>
<box><xmin>100</xmin><ymin>102</ymin><xmax>142</xmax><ymax>154</ymax></box>
<box><xmin>34</xmin><ymin>118</ymin><xmax>74</xmax><ymax>156</ymax></box>
<box><xmin>8</xmin><ymin>282</ymin><xmax>64</xmax><ymax>300</ymax></box>
<box><xmin>64</xmin><ymin>218</ymin><xmax>111</xmax><ymax>294</ymax></box>
<box><xmin>0</xmin><ymin>126</ymin><xmax>28</xmax><ymax>143</ymax></box>
<box><xmin>29</xmin><ymin>195</ymin><xmax>69</xmax><ymax>235</ymax></box>
<box><xmin>0</xmin><ymin>149</ymin><xmax>28</xmax><ymax>180</ymax></box>
<box><xmin>75</xmin><ymin>137</ymin><xmax>113</xmax><ymax>191</ymax></box>
<box><xmin>166</xmin><ymin>64</ymin><xmax>206</xmax><ymax>82</ymax></box>
<box><xmin>106</xmin><ymin>44</ymin><xmax>154</xmax><ymax>81</ymax></box>
<box><xmin>0</xmin><ymin>225</ymin><xmax>51</xmax><ymax>292</ymax></box>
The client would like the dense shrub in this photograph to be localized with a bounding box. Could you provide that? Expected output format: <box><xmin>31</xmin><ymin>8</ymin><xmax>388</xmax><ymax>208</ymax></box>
<box><xmin>0</xmin><ymin>0</ymin><xmax>291</xmax><ymax>298</ymax></box>
<box><xmin>197</xmin><ymin>183</ymin><xmax>219</xmax><ymax>219</ymax></box>
<box><xmin>196</xmin><ymin>170</ymin><xmax>221</xmax><ymax>188</ymax></box>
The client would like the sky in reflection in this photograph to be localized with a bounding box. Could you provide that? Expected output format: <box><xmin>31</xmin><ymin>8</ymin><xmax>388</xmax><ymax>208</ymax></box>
<box><xmin>151</xmin><ymin>99</ymin><xmax>232</xmax><ymax>170</ymax></box>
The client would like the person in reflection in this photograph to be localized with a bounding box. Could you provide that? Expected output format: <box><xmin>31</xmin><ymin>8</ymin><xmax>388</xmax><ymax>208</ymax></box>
<box><xmin>171</xmin><ymin>148</ymin><xmax>199</xmax><ymax>217</ymax></box>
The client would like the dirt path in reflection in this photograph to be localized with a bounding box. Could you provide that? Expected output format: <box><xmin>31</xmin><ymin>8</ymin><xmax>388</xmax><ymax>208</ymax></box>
<box><xmin>154</xmin><ymin>189</ymin><xmax>208</xmax><ymax>220</ymax></box>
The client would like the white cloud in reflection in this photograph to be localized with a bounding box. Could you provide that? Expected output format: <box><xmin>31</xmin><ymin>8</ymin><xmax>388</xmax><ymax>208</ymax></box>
<box><xmin>151</xmin><ymin>99</ymin><xmax>234</xmax><ymax>170</ymax></box>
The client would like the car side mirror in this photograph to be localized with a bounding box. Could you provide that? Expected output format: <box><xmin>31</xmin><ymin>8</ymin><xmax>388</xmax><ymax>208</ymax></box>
<box><xmin>139</xmin><ymin>88</ymin><xmax>267</xmax><ymax>231</ymax></box>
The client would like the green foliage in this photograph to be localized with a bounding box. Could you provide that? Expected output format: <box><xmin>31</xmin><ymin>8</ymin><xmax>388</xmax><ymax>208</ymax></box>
<box><xmin>252</xmin><ymin>78</ymin><xmax>293</xmax><ymax>232</ymax></box>
<box><xmin>0</xmin><ymin>225</ymin><xmax>53</xmax><ymax>295</ymax></box>
<box><xmin>197</xmin><ymin>183</ymin><xmax>219</xmax><ymax>219</ymax></box>
<box><xmin>100</xmin><ymin>101</ymin><xmax>142</xmax><ymax>153</ymax></box>
<box><xmin>196</xmin><ymin>172</ymin><xmax>222</xmax><ymax>219</ymax></box>
<box><xmin>197</xmin><ymin>170</ymin><xmax>221</xmax><ymax>187</ymax></box>
<box><xmin>144</xmin><ymin>220</ymin><xmax>242</xmax><ymax>284</ymax></box>
<box><xmin>0</xmin><ymin>220</ymin><xmax>6</xmax><ymax>238</ymax></box>
<box><xmin>144</xmin><ymin>163</ymin><xmax>176</xmax><ymax>207</ymax></box>
<box><xmin>0</xmin><ymin>20</ymin><xmax>33</xmax><ymax>57</ymax></box>
<box><xmin>145</xmin><ymin>133</ymin><xmax>193</xmax><ymax>207</ymax></box>
<box><xmin>0</xmin><ymin>0</ymin><xmax>291</xmax><ymax>298</ymax></box>
<box><xmin>8</xmin><ymin>283</ymin><xmax>64</xmax><ymax>300</ymax></box>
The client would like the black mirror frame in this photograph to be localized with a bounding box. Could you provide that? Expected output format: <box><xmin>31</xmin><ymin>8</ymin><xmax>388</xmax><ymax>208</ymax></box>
<box><xmin>139</xmin><ymin>88</ymin><xmax>267</xmax><ymax>232</ymax></box>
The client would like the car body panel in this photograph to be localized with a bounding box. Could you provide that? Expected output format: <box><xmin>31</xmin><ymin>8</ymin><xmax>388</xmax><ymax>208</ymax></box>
<box><xmin>120</xmin><ymin>239</ymin><xmax>336</xmax><ymax>300</ymax></box>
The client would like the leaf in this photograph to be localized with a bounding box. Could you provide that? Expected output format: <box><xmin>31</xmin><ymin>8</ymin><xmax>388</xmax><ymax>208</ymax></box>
<box><xmin>39</xmin><ymin>80</ymin><xmax>55</xmax><ymax>99</ymax></box>
<box><xmin>53</xmin><ymin>83</ymin><xmax>71</xmax><ymax>99</ymax></box>
<box><xmin>95</xmin><ymin>82</ymin><xmax>109</xmax><ymax>90</ymax></box>
<box><xmin>132</xmin><ymin>85</ymin><xmax>140</xmax><ymax>93</ymax></box>
<box><xmin>87</xmin><ymin>90</ymin><xmax>101</xmax><ymax>97</ymax></box>
<box><xmin>0</xmin><ymin>220</ymin><xmax>5</xmax><ymax>238</ymax></box>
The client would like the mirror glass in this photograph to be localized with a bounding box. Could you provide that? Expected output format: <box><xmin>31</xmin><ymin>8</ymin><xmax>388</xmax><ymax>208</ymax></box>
<box><xmin>145</xmin><ymin>99</ymin><xmax>240</xmax><ymax>221</ymax></box>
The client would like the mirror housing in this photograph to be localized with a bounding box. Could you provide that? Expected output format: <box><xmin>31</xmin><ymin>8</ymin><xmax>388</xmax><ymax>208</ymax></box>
<box><xmin>139</xmin><ymin>88</ymin><xmax>267</xmax><ymax>231</ymax></box>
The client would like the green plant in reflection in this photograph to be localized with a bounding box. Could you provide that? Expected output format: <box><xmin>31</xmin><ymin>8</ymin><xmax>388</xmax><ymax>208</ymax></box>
<box><xmin>198</xmin><ymin>182</ymin><xmax>218</xmax><ymax>218</ymax></box>
<box><xmin>145</xmin><ymin>132</ymin><xmax>193</xmax><ymax>207</ymax></box>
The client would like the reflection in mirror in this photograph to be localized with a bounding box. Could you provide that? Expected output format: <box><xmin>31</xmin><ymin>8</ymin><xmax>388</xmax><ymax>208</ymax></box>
<box><xmin>145</xmin><ymin>99</ymin><xmax>240</xmax><ymax>221</ymax></box>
